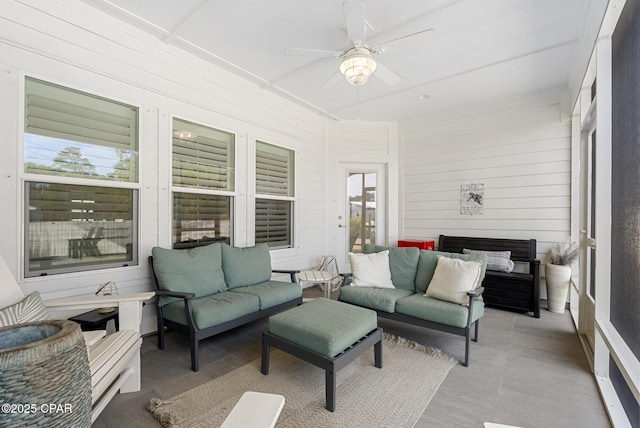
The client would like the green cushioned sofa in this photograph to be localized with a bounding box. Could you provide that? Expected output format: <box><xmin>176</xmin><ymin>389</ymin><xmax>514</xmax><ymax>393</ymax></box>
<box><xmin>339</xmin><ymin>244</ymin><xmax>487</xmax><ymax>366</ymax></box>
<box><xmin>149</xmin><ymin>243</ymin><xmax>302</xmax><ymax>371</ymax></box>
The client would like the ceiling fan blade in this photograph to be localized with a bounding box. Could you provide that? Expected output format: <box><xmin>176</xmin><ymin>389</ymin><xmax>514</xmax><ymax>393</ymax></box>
<box><xmin>285</xmin><ymin>47</ymin><xmax>343</xmax><ymax>57</ymax></box>
<box><xmin>372</xmin><ymin>28</ymin><xmax>434</xmax><ymax>48</ymax></box>
<box><xmin>343</xmin><ymin>1</ymin><xmax>366</xmax><ymax>44</ymax></box>
<box><xmin>374</xmin><ymin>62</ymin><xmax>402</xmax><ymax>86</ymax></box>
<box><xmin>323</xmin><ymin>71</ymin><xmax>345</xmax><ymax>88</ymax></box>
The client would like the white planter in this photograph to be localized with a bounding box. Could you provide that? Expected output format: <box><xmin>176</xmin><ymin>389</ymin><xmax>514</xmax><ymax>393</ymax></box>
<box><xmin>545</xmin><ymin>263</ymin><xmax>571</xmax><ymax>313</ymax></box>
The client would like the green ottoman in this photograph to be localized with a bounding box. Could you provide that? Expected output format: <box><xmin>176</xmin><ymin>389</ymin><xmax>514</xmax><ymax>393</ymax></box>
<box><xmin>261</xmin><ymin>298</ymin><xmax>382</xmax><ymax>411</ymax></box>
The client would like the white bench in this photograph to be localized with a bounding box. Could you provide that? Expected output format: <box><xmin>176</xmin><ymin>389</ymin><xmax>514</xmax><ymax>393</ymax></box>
<box><xmin>0</xmin><ymin>256</ymin><xmax>153</xmax><ymax>423</ymax></box>
<box><xmin>44</xmin><ymin>292</ymin><xmax>154</xmax><ymax>422</ymax></box>
<box><xmin>221</xmin><ymin>391</ymin><xmax>285</xmax><ymax>428</ymax></box>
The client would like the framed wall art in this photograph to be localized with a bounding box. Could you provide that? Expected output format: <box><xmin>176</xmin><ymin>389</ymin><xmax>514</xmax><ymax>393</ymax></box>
<box><xmin>460</xmin><ymin>183</ymin><xmax>484</xmax><ymax>215</ymax></box>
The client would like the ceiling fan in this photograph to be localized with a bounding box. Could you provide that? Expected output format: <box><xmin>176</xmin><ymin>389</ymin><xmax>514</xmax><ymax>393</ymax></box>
<box><xmin>286</xmin><ymin>1</ymin><xmax>433</xmax><ymax>87</ymax></box>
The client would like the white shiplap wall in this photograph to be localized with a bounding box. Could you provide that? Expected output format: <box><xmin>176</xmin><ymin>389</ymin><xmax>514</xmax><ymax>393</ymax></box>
<box><xmin>401</xmin><ymin>96</ymin><xmax>572</xmax><ymax>266</ymax></box>
<box><xmin>0</xmin><ymin>0</ymin><xmax>327</xmax><ymax>333</ymax></box>
<box><xmin>325</xmin><ymin>120</ymin><xmax>400</xmax><ymax>271</ymax></box>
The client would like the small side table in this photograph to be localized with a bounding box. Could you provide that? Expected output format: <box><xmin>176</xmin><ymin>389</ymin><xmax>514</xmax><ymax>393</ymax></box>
<box><xmin>69</xmin><ymin>308</ymin><xmax>119</xmax><ymax>332</ymax></box>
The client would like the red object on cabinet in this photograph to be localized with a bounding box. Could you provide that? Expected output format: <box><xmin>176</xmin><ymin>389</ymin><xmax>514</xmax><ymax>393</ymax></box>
<box><xmin>397</xmin><ymin>240</ymin><xmax>435</xmax><ymax>250</ymax></box>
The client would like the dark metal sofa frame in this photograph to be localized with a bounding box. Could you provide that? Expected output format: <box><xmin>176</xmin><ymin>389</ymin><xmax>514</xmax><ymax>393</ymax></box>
<box><xmin>149</xmin><ymin>256</ymin><xmax>301</xmax><ymax>371</ymax></box>
<box><xmin>341</xmin><ymin>272</ymin><xmax>484</xmax><ymax>367</ymax></box>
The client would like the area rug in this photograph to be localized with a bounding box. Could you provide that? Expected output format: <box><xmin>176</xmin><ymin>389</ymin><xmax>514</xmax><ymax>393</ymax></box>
<box><xmin>148</xmin><ymin>333</ymin><xmax>456</xmax><ymax>428</ymax></box>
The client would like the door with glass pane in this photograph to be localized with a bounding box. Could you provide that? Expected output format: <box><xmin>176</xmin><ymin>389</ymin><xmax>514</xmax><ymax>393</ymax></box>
<box><xmin>580</xmin><ymin>126</ymin><xmax>597</xmax><ymax>353</ymax></box>
<box><xmin>337</xmin><ymin>164</ymin><xmax>386</xmax><ymax>269</ymax></box>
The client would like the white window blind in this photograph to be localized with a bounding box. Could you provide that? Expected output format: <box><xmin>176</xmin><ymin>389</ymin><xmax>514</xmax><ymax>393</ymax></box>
<box><xmin>255</xmin><ymin>199</ymin><xmax>292</xmax><ymax>248</ymax></box>
<box><xmin>256</xmin><ymin>141</ymin><xmax>294</xmax><ymax>197</ymax></box>
<box><xmin>173</xmin><ymin>193</ymin><xmax>231</xmax><ymax>248</ymax></box>
<box><xmin>23</xmin><ymin>77</ymin><xmax>140</xmax><ymax>277</ymax></box>
<box><xmin>255</xmin><ymin>141</ymin><xmax>294</xmax><ymax>248</ymax></box>
<box><xmin>24</xmin><ymin>77</ymin><xmax>138</xmax><ymax>182</ymax></box>
<box><xmin>172</xmin><ymin>118</ymin><xmax>235</xmax><ymax>191</ymax></box>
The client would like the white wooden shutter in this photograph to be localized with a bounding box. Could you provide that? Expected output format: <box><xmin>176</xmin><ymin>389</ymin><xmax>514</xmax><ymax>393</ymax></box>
<box><xmin>255</xmin><ymin>141</ymin><xmax>294</xmax><ymax>248</ymax></box>
<box><xmin>24</xmin><ymin>77</ymin><xmax>138</xmax><ymax>180</ymax></box>
<box><xmin>172</xmin><ymin>118</ymin><xmax>235</xmax><ymax>191</ymax></box>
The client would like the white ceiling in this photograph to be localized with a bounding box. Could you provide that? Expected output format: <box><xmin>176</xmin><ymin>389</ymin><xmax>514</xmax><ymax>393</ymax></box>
<box><xmin>81</xmin><ymin>0</ymin><xmax>594</xmax><ymax>122</ymax></box>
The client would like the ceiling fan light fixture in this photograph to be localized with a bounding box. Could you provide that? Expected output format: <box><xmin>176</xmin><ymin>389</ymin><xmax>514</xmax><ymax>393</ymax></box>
<box><xmin>339</xmin><ymin>52</ymin><xmax>377</xmax><ymax>86</ymax></box>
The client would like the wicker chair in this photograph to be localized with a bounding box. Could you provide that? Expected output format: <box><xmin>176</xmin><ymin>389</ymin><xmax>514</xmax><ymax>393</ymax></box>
<box><xmin>0</xmin><ymin>256</ymin><xmax>153</xmax><ymax>423</ymax></box>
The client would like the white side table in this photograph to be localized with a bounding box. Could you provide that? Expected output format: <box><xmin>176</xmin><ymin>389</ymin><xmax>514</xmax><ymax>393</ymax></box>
<box><xmin>298</xmin><ymin>270</ymin><xmax>336</xmax><ymax>299</ymax></box>
<box><xmin>221</xmin><ymin>391</ymin><xmax>285</xmax><ymax>428</ymax></box>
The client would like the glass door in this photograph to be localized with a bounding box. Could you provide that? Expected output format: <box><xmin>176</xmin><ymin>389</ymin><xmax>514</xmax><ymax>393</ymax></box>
<box><xmin>347</xmin><ymin>172</ymin><xmax>377</xmax><ymax>253</ymax></box>
<box><xmin>579</xmin><ymin>122</ymin><xmax>597</xmax><ymax>356</ymax></box>
<box><xmin>336</xmin><ymin>164</ymin><xmax>386</xmax><ymax>270</ymax></box>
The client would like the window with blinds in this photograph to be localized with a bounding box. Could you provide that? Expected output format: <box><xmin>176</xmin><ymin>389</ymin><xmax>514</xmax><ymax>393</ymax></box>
<box><xmin>25</xmin><ymin>182</ymin><xmax>138</xmax><ymax>277</ymax></box>
<box><xmin>23</xmin><ymin>78</ymin><xmax>140</xmax><ymax>277</ymax></box>
<box><xmin>171</xmin><ymin>118</ymin><xmax>234</xmax><ymax>249</ymax></box>
<box><xmin>24</xmin><ymin>77</ymin><xmax>138</xmax><ymax>182</ymax></box>
<box><xmin>172</xmin><ymin>118</ymin><xmax>234</xmax><ymax>191</ymax></box>
<box><xmin>255</xmin><ymin>141</ymin><xmax>294</xmax><ymax>248</ymax></box>
<box><xmin>173</xmin><ymin>193</ymin><xmax>231</xmax><ymax>248</ymax></box>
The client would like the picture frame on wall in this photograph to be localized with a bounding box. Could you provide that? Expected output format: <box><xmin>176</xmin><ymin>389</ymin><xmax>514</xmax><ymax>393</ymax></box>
<box><xmin>460</xmin><ymin>183</ymin><xmax>484</xmax><ymax>215</ymax></box>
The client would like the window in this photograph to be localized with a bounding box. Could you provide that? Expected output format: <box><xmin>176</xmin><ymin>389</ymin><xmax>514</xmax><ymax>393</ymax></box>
<box><xmin>25</xmin><ymin>183</ymin><xmax>137</xmax><ymax>276</ymax></box>
<box><xmin>255</xmin><ymin>141</ymin><xmax>294</xmax><ymax>248</ymax></box>
<box><xmin>172</xmin><ymin>118</ymin><xmax>234</xmax><ymax>248</ymax></box>
<box><xmin>23</xmin><ymin>78</ymin><xmax>139</xmax><ymax>277</ymax></box>
<box><xmin>24</xmin><ymin>77</ymin><xmax>138</xmax><ymax>182</ymax></box>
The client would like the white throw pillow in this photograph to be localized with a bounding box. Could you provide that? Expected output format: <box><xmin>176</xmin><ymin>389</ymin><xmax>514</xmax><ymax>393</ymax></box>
<box><xmin>348</xmin><ymin>251</ymin><xmax>394</xmax><ymax>289</ymax></box>
<box><xmin>425</xmin><ymin>255</ymin><xmax>483</xmax><ymax>306</ymax></box>
<box><xmin>463</xmin><ymin>248</ymin><xmax>514</xmax><ymax>273</ymax></box>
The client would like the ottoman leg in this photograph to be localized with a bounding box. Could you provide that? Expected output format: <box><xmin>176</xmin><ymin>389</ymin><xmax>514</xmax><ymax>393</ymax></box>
<box><xmin>325</xmin><ymin>361</ymin><xmax>336</xmax><ymax>412</ymax></box>
<box><xmin>374</xmin><ymin>335</ymin><xmax>383</xmax><ymax>369</ymax></box>
<box><xmin>261</xmin><ymin>333</ymin><xmax>270</xmax><ymax>375</ymax></box>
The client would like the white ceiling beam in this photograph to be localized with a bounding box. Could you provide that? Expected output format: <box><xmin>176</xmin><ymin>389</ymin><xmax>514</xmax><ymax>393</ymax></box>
<box><xmin>162</xmin><ymin>0</ymin><xmax>211</xmax><ymax>43</ymax></box>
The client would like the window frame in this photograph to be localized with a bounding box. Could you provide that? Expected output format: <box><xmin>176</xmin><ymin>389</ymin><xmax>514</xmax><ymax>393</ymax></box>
<box><xmin>170</xmin><ymin>116</ymin><xmax>236</xmax><ymax>249</ymax></box>
<box><xmin>23</xmin><ymin>180</ymin><xmax>140</xmax><ymax>277</ymax></box>
<box><xmin>21</xmin><ymin>75</ymin><xmax>141</xmax><ymax>278</ymax></box>
<box><xmin>254</xmin><ymin>140</ymin><xmax>296</xmax><ymax>249</ymax></box>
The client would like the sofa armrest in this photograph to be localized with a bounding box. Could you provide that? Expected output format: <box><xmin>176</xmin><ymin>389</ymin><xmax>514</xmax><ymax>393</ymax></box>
<box><xmin>155</xmin><ymin>290</ymin><xmax>195</xmax><ymax>300</ymax></box>
<box><xmin>467</xmin><ymin>286</ymin><xmax>485</xmax><ymax>297</ymax></box>
<box><xmin>340</xmin><ymin>273</ymin><xmax>352</xmax><ymax>286</ymax></box>
<box><xmin>272</xmin><ymin>269</ymin><xmax>299</xmax><ymax>283</ymax></box>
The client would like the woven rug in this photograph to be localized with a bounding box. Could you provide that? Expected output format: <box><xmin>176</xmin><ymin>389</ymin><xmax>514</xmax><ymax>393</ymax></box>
<box><xmin>148</xmin><ymin>333</ymin><xmax>456</xmax><ymax>428</ymax></box>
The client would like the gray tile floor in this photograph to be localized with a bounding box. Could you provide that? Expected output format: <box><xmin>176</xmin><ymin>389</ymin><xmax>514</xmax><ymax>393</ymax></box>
<box><xmin>95</xmin><ymin>287</ymin><xmax>611</xmax><ymax>428</ymax></box>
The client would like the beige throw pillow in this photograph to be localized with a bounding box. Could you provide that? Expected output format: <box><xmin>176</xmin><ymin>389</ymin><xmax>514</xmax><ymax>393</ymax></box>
<box><xmin>348</xmin><ymin>250</ymin><xmax>395</xmax><ymax>288</ymax></box>
<box><xmin>425</xmin><ymin>255</ymin><xmax>483</xmax><ymax>306</ymax></box>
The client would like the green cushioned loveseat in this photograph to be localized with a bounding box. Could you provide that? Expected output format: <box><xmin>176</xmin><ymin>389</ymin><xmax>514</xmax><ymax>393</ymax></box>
<box><xmin>338</xmin><ymin>244</ymin><xmax>487</xmax><ymax>366</ymax></box>
<box><xmin>149</xmin><ymin>243</ymin><xmax>302</xmax><ymax>371</ymax></box>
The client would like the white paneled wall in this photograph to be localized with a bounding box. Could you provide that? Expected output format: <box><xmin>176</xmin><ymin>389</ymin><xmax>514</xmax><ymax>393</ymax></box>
<box><xmin>0</xmin><ymin>1</ymin><xmax>327</xmax><ymax>333</ymax></box>
<box><xmin>326</xmin><ymin>120</ymin><xmax>400</xmax><ymax>271</ymax></box>
<box><xmin>401</xmin><ymin>96</ymin><xmax>572</xmax><ymax>265</ymax></box>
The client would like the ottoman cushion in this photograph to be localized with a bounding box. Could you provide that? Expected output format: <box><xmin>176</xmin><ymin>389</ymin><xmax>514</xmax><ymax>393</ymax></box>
<box><xmin>269</xmin><ymin>298</ymin><xmax>377</xmax><ymax>357</ymax></box>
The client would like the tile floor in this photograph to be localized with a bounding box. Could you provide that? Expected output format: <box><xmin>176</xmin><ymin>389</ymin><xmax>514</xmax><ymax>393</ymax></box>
<box><xmin>95</xmin><ymin>287</ymin><xmax>611</xmax><ymax>428</ymax></box>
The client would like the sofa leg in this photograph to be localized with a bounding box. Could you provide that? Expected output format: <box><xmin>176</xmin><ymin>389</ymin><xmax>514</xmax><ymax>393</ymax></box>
<box><xmin>261</xmin><ymin>333</ymin><xmax>270</xmax><ymax>375</ymax></box>
<box><xmin>157</xmin><ymin>319</ymin><xmax>165</xmax><ymax>350</ymax></box>
<box><xmin>473</xmin><ymin>320</ymin><xmax>479</xmax><ymax>342</ymax></box>
<box><xmin>190</xmin><ymin>335</ymin><xmax>199</xmax><ymax>372</ymax></box>
<box><xmin>464</xmin><ymin>327</ymin><xmax>470</xmax><ymax>367</ymax></box>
